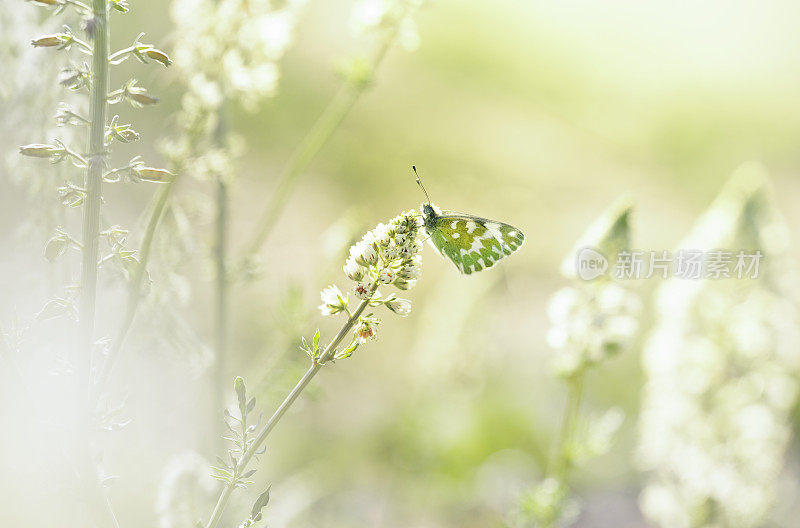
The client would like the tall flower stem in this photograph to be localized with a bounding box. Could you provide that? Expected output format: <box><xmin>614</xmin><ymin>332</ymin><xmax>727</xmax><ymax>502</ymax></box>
<box><xmin>204</xmin><ymin>295</ymin><xmax>373</xmax><ymax>528</ymax></box>
<box><xmin>236</xmin><ymin>11</ymin><xmax>410</xmax><ymax>273</ymax></box>
<box><xmin>211</xmin><ymin>90</ymin><xmax>231</xmax><ymax>447</ymax></box>
<box><xmin>528</xmin><ymin>371</ymin><xmax>588</xmax><ymax>528</ymax></box>
<box><xmin>77</xmin><ymin>0</ymin><xmax>109</xmax><ymax>402</ymax></box>
<box><xmin>213</xmin><ymin>175</ymin><xmax>230</xmax><ymax>445</ymax></box>
<box><xmin>76</xmin><ymin>2</ymin><xmax>120</xmax><ymax>527</ymax></box>
<box><xmin>550</xmin><ymin>372</ymin><xmax>585</xmax><ymax>484</ymax></box>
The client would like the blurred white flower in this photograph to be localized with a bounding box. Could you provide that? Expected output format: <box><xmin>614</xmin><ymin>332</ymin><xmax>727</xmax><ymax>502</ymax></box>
<box><xmin>171</xmin><ymin>0</ymin><xmax>305</xmax><ymax>112</ymax></box>
<box><xmin>637</xmin><ymin>170</ymin><xmax>800</xmax><ymax>528</ymax></box>
<box><xmin>547</xmin><ymin>282</ymin><xmax>640</xmax><ymax>377</ymax></box>
<box><xmin>350</xmin><ymin>0</ymin><xmax>423</xmax><ymax>51</ymax></box>
<box><xmin>157</xmin><ymin>451</ymin><xmax>216</xmax><ymax>528</ymax></box>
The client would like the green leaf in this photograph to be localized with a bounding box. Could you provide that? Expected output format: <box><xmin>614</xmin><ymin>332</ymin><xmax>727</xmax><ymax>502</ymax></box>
<box><xmin>251</xmin><ymin>486</ymin><xmax>271</xmax><ymax>517</ymax></box>
<box><xmin>335</xmin><ymin>339</ymin><xmax>360</xmax><ymax>360</ymax></box>
<box><xmin>36</xmin><ymin>298</ymin><xmax>72</xmax><ymax>321</ymax></box>
<box><xmin>210</xmin><ymin>466</ymin><xmax>234</xmax><ymax>478</ymax></box>
<box><xmin>234</xmin><ymin>376</ymin><xmax>246</xmax><ymax>415</ymax></box>
<box><xmin>223</xmin><ymin>420</ymin><xmax>238</xmax><ymax>436</ymax></box>
<box><xmin>44</xmin><ymin>235</ymin><xmax>68</xmax><ymax>262</ymax></box>
<box><xmin>312</xmin><ymin>328</ymin><xmax>320</xmax><ymax>352</ymax></box>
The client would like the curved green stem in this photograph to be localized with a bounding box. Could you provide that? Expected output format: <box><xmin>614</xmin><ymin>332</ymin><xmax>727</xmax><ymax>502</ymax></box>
<box><xmin>550</xmin><ymin>372</ymin><xmax>585</xmax><ymax>483</ymax></box>
<box><xmin>203</xmin><ymin>294</ymin><xmax>373</xmax><ymax>528</ymax></box>
<box><xmin>235</xmin><ymin>7</ymin><xmax>415</xmax><ymax>275</ymax></box>
<box><xmin>93</xmin><ymin>178</ymin><xmax>177</xmax><ymax>399</ymax></box>
<box><xmin>212</xmin><ymin>175</ymin><xmax>230</xmax><ymax>450</ymax></box>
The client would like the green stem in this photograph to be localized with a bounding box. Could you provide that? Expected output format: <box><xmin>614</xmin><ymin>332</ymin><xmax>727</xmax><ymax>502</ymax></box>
<box><xmin>550</xmin><ymin>371</ymin><xmax>586</xmax><ymax>484</ymax></box>
<box><xmin>76</xmin><ymin>2</ymin><xmax>120</xmax><ymax>527</ymax></box>
<box><xmin>211</xmin><ymin>89</ymin><xmax>230</xmax><ymax>448</ymax></box>
<box><xmin>203</xmin><ymin>295</ymin><xmax>373</xmax><ymax>528</ymax></box>
<box><xmin>77</xmin><ymin>0</ymin><xmax>109</xmax><ymax>391</ymax></box>
<box><xmin>235</xmin><ymin>9</ymin><xmax>412</xmax><ymax>274</ymax></box>
<box><xmin>93</xmin><ymin>179</ymin><xmax>178</xmax><ymax>399</ymax></box>
<box><xmin>213</xmin><ymin>176</ymin><xmax>229</xmax><ymax>446</ymax></box>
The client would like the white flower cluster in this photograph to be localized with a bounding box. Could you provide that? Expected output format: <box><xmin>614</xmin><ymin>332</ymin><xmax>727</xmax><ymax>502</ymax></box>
<box><xmin>639</xmin><ymin>284</ymin><xmax>800</xmax><ymax>528</ymax></box>
<box><xmin>318</xmin><ymin>211</ymin><xmax>423</xmax><ymax>350</ymax></box>
<box><xmin>547</xmin><ymin>283</ymin><xmax>640</xmax><ymax>377</ymax></box>
<box><xmin>345</xmin><ymin>211</ymin><xmax>423</xmax><ymax>292</ymax></box>
<box><xmin>637</xmin><ymin>172</ymin><xmax>800</xmax><ymax>528</ymax></box>
<box><xmin>350</xmin><ymin>0</ymin><xmax>423</xmax><ymax>51</ymax></box>
<box><xmin>171</xmin><ymin>0</ymin><xmax>304</xmax><ymax>112</ymax></box>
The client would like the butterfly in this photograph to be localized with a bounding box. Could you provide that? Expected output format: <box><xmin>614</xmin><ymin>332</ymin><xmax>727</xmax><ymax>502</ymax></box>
<box><xmin>414</xmin><ymin>167</ymin><xmax>525</xmax><ymax>275</ymax></box>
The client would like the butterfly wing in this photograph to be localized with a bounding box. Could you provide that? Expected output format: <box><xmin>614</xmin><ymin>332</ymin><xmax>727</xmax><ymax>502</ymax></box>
<box><xmin>428</xmin><ymin>213</ymin><xmax>525</xmax><ymax>275</ymax></box>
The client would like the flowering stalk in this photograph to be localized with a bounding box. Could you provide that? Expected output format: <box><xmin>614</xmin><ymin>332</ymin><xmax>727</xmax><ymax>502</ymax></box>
<box><xmin>638</xmin><ymin>166</ymin><xmax>800</xmax><ymax>528</ymax></box>
<box><xmin>204</xmin><ymin>210</ymin><xmax>423</xmax><ymax>528</ymax></box>
<box><xmin>21</xmin><ymin>0</ymin><xmax>171</xmax><ymax>525</ymax></box>
<box><xmin>76</xmin><ymin>0</ymin><xmax>109</xmax><ymax>411</ymax></box>
<box><xmin>513</xmin><ymin>198</ymin><xmax>638</xmax><ymax>528</ymax></box>
<box><xmin>213</xmin><ymin>174</ymin><xmax>230</xmax><ymax>435</ymax></box>
<box><xmin>549</xmin><ymin>374</ymin><xmax>585</xmax><ymax>484</ymax></box>
<box><xmin>167</xmin><ymin>0</ymin><xmax>307</xmax><ymax>438</ymax></box>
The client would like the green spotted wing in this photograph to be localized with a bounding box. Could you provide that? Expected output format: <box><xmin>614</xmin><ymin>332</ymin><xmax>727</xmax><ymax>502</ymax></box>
<box><xmin>424</xmin><ymin>207</ymin><xmax>525</xmax><ymax>275</ymax></box>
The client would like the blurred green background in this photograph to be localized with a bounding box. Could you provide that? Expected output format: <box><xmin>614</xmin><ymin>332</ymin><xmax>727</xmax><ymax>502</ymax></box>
<box><xmin>2</xmin><ymin>1</ymin><xmax>800</xmax><ymax>527</ymax></box>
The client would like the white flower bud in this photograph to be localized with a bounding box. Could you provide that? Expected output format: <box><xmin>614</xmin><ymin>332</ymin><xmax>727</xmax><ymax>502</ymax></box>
<box><xmin>398</xmin><ymin>264</ymin><xmax>421</xmax><ymax>280</ymax></box>
<box><xmin>354</xmin><ymin>242</ymin><xmax>378</xmax><ymax>267</ymax></box>
<box><xmin>343</xmin><ymin>257</ymin><xmax>365</xmax><ymax>281</ymax></box>
<box><xmin>318</xmin><ymin>285</ymin><xmax>348</xmax><ymax>316</ymax></box>
<box><xmin>385</xmin><ymin>297</ymin><xmax>411</xmax><ymax>316</ymax></box>
<box><xmin>381</xmin><ymin>245</ymin><xmax>399</xmax><ymax>261</ymax></box>
<box><xmin>374</xmin><ymin>223</ymin><xmax>391</xmax><ymax>247</ymax></box>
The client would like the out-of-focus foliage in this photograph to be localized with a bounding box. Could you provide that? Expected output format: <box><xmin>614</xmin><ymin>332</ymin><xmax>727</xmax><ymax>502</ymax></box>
<box><xmin>512</xmin><ymin>199</ymin><xmax>638</xmax><ymax>528</ymax></box>
<box><xmin>2</xmin><ymin>1</ymin><xmax>800</xmax><ymax>528</ymax></box>
<box><xmin>638</xmin><ymin>165</ymin><xmax>800</xmax><ymax>528</ymax></box>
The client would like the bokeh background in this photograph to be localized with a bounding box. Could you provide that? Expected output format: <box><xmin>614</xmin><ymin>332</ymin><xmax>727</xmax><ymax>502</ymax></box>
<box><xmin>2</xmin><ymin>0</ymin><xmax>800</xmax><ymax>527</ymax></box>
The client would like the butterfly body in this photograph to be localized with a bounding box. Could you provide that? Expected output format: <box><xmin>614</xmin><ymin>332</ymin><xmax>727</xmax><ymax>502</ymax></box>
<box><xmin>421</xmin><ymin>202</ymin><xmax>525</xmax><ymax>275</ymax></box>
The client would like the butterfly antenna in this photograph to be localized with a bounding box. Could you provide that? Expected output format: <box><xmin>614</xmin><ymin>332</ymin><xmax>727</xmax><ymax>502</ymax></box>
<box><xmin>412</xmin><ymin>165</ymin><xmax>431</xmax><ymax>205</ymax></box>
